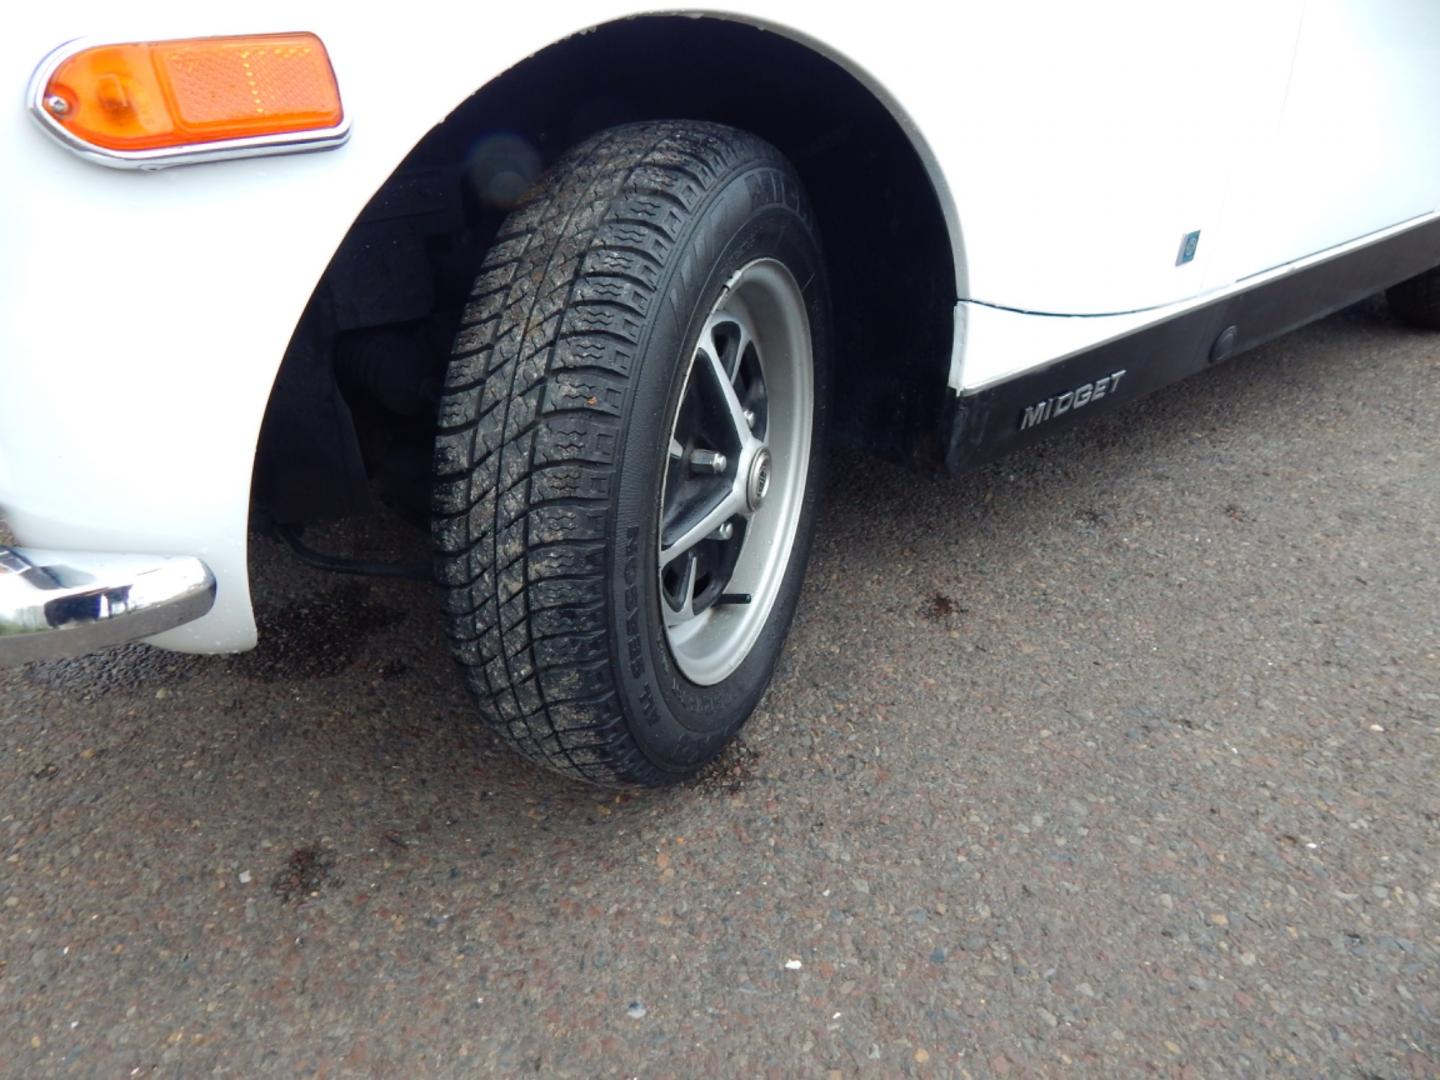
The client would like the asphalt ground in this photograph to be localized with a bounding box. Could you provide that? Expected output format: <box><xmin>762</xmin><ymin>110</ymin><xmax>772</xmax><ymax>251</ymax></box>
<box><xmin>2</xmin><ymin>297</ymin><xmax>1437</xmax><ymax>1078</ymax></box>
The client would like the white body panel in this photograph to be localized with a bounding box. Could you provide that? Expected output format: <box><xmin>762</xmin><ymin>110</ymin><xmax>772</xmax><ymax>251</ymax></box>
<box><xmin>1216</xmin><ymin>0</ymin><xmax>1440</xmax><ymax>283</ymax></box>
<box><xmin>956</xmin><ymin>209</ymin><xmax>1440</xmax><ymax>393</ymax></box>
<box><xmin>3</xmin><ymin>2</ymin><xmax>1438</xmax><ymax>652</ymax></box>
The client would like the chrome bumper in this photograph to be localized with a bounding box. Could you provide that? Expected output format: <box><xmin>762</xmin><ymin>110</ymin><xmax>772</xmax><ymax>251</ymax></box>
<box><xmin>0</xmin><ymin>546</ymin><xmax>216</xmax><ymax>664</ymax></box>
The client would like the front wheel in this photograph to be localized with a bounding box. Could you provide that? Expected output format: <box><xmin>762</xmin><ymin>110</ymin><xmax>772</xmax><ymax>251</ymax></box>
<box><xmin>432</xmin><ymin>121</ymin><xmax>830</xmax><ymax>787</ymax></box>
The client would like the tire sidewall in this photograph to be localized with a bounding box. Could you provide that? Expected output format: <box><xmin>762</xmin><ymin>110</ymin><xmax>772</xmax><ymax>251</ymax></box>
<box><xmin>605</xmin><ymin>163</ymin><xmax>831</xmax><ymax>776</ymax></box>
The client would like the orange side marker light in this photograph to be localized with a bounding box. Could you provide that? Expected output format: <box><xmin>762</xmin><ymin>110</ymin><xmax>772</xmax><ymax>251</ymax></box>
<box><xmin>34</xmin><ymin>33</ymin><xmax>345</xmax><ymax>161</ymax></box>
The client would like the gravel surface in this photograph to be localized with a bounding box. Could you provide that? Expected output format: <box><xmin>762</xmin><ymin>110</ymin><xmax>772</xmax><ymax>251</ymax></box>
<box><xmin>2</xmin><ymin>299</ymin><xmax>1437</xmax><ymax>1078</ymax></box>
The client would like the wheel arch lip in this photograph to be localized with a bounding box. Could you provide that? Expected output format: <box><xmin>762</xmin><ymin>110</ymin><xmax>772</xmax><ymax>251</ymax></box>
<box><xmin>319</xmin><ymin>8</ymin><xmax>967</xmax><ymax>296</ymax></box>
<box><xmin>324</xmin><ymin>8</ymin><xmax>967</xmax><ymax>299</ymax></box>
<box><xmin>684</xmin><ymin>12</ymin><xmax>968</xmax><ymax>300</ymax></box>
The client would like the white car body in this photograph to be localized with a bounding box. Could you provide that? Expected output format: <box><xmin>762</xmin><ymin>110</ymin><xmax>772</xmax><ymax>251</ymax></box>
<box><xmin>3</xmin><ymin>1</ymin><xmax>1439</xmax><ymax>655</ymax></box>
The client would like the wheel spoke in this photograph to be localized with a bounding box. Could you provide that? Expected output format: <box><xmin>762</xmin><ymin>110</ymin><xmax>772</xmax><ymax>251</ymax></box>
<box><xmin>697</xmin><ymin>328</ymin><xmax>760</xmax><ymax>453</ymax></box>
<box><xmin>659</xmin><ymin>487</ymin><xmax>745</xmax><ymax>568</ymax></box>
<box><xmin>663</xmin><ymin>553</ymin><xmax>699</xmax><ymax>628</ymax></box>
<box><xmin>709</xmin><ymin>316</ymin><xmax>754</xmax><ymax>383</ymax></box>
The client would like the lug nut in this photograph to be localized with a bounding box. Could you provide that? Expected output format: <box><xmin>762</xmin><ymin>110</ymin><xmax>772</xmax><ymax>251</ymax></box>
<box><xmin>689</xmin><ymin>449</ymin><xmax>727</xmax><ymax>475</ymax></box>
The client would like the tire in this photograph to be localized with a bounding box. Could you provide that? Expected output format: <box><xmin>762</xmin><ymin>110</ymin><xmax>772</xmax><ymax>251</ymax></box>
<box><xmin>432</xmin><ymin>121</ymin><xmax>831</xmax><ymax>787</ymax></box>
<box><xmin>1386</xmin><ymin>265</ymin><xmax>1440</xmax><ymax>329</ymax></box>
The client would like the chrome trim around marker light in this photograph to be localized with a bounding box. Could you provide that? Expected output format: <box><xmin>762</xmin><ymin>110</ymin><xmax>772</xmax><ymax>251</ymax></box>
<box><xmin>0</xmin><ymin>546</ymin><xmax>216</xmax><ymax>664</ymax></box>
<box><xmin>25</xmin><ymin>36</ymin><xmax>351</xmax><ymax>170</ymax></box>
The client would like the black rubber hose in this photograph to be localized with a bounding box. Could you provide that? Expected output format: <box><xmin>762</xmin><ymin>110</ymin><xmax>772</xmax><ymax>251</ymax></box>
<box><xmin>276</xmin><ymin>523</ymin><xmax>431</xmax><ymax>582</ymax></box>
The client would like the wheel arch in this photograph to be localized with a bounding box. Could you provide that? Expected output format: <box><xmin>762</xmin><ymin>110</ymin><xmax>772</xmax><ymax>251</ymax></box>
<box><xmin>255</xmin><ymin>14</ymin><xmax>963</xmax><ymax>527</ymax></box>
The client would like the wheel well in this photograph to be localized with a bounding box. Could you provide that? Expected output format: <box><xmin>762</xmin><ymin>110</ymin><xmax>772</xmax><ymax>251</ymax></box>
<box><xmin>253</xmin><ymin>16</ymin><xmax>958</xmax><ymax>526</ymax></box>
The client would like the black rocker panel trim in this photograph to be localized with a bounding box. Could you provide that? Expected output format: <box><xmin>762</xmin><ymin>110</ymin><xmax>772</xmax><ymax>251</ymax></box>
<box><xmin>945</xmin><ymin>215</ymin><xmax>1440</xmax><ymax>473</ymax></box>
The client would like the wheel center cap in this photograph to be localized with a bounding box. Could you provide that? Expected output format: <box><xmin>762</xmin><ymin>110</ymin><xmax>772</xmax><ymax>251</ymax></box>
<box><xmin>746</xmin><ymin>448</ymin><xmax>772</xmax><ymax>512</ymax></box>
